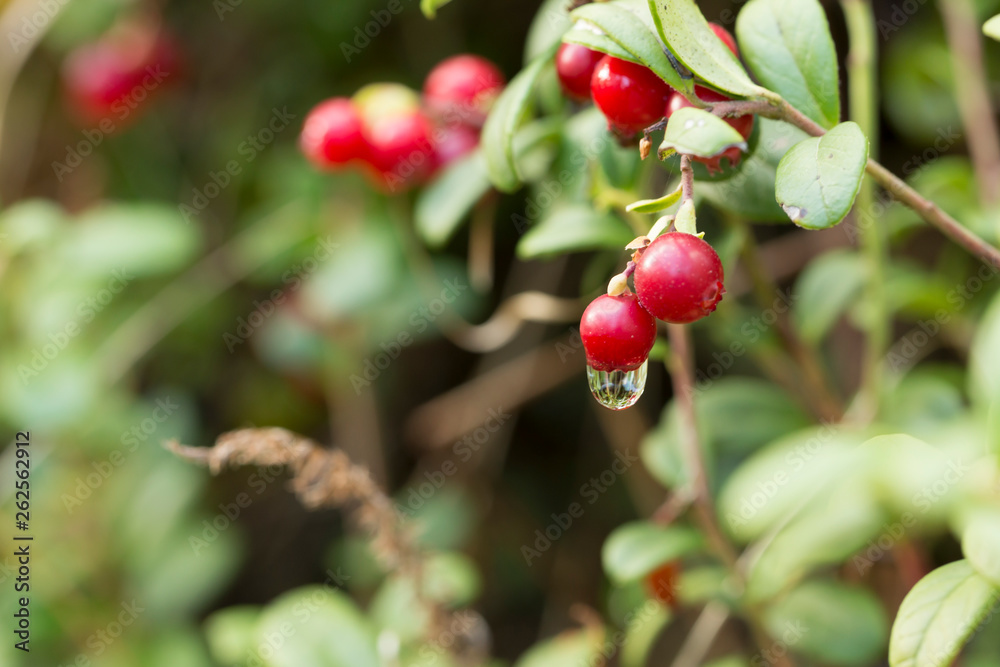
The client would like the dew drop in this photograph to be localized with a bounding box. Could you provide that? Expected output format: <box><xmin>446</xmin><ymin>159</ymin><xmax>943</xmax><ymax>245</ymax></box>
<box><xmin>586</xmin><ymin>360</ymin><xmax>648</xmax><ymax>410</ymax></box>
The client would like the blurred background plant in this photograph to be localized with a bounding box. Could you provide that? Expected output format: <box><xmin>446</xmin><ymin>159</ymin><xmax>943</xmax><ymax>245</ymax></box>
<box><xmin>2</xmin><ymin>0</ymin><xmax>1000</xmax><ymax>665</ymax></box>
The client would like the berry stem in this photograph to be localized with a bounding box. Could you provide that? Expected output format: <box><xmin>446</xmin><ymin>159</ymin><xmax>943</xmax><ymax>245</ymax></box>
<box><xmin>679</xmin><ymin>155</ymin><xmax>695</xmax><ymax>203</ymax></box>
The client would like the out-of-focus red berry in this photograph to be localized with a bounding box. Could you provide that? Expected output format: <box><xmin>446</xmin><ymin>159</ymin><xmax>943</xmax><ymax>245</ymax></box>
<box><xmin>709</xmin><ymin>23</ymin><xmax>740</xmax><ymax>58</ymax></box>
<box><xmin>430</xmin><ymin>122</ymin><xmax>480</xmax><ymax>172</ymax></box>
<box><xmin>423</xmin><ymin>55</ymin><xmax>505</xmax><ymax>128</ymax></box>
<box><xmin>556</xmin><ymin>43</ymin><xmax>604</xmax><ymax>102</ymax></box>
<box><xmin>300</xmin><ymin>98</ymin><xmax>369</xmax><ymax>169</ymax></box>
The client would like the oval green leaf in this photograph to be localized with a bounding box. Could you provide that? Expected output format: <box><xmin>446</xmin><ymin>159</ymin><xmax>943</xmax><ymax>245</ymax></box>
<box><xmin>792</xmin><ymin>249</ymin><xmax>868</xmax><ymax>343</ymax></box>
<box><xmin>571</xmin><ymin>2</ymin><xmax>691</xmax><ymax>96</ymax></box>
<box><xmin>627</xmin><ymin>185</ymin><xmax>683</xmax><ymax>213</ymax></box>
<box><xmin>602</xmin><ymin>521</ymin><xmax>704</xmax><ymax>583</ymax></box>
<box><xmin>516</xmin><ymin>205</ymin><xmax>634</xmax><ymax>259</ymax></box>
<box><xmin>736</xmin><ymin>0</ymin><xmax>841</xmax><ymax>129</ymax></box>
<box><xmin>647</xmin><ymin>0</ymin><xmax>763</xmax><ymax>97</ymax></box>
<box><xmin>889</xmin><ymin>560</ymin><xmax>1000</xmax><ymax>667</ymax></box>
<box><xmin>775</xmin><ymin>121</ymin><xmax>869</xmax><ymax>229</ymax></box>
<box><xmin>962</xmin><ymin>509</ymin><xmax>1000</xmax><ymax>588</ymax></box>
<box><xmin>415</xmin><ymin>150</ymin><xmax>492</xmax><ymax>248</ymax></box>
<box><xmin>482</xmin><ymin>46</ymin><xmax>556</xmax><ymax>193</ymax></box>
<box><xmin>515</xmin><ymin>628</ymin><xmax>606</xmax><ymax>667</ymax></box>
<box><xmin>660</xmin><ymin>107</ymin><xmax>747</xmax><ymax>159</ymax></box>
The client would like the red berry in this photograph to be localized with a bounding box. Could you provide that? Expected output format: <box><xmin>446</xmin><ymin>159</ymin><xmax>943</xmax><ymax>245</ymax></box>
<box><xmin>591</xmin><ymin>56</ymin><xmax>673</xmax><ymax>136</ymax></box>
<box><xmin>63</xmin><ymin>24</ymin><xmax>178</xmax><ymax>126</ymax></box>
<box><xmin>365</xmin><ymin>110</ymin><xmax>435</xmax><ymax>191</ymax></box>
<box><xmin>645</xmin><ymin>562</ymin><xmax>681</xmax><ymax>608</ymax></box>
<box><xmin>423</xmin><ymin>55</ymin><xmax>505</xmax><ymax>128</ymax></box>
<box><xmin>300</xmin><ymin>98</ymin><xmax>369</xmax><ymax>169</ymax></box>
<box><xmin>430</xmin><ymin>122</ymin><xmax>480</xmax><ymax>172</ymax></box>
<box><xmin>634</xmin><ymin>233</ymin><xmax>725</xmax><ymax>324</ymax></box>
<box><xmin>556</xmin><ymin>43</ymin><xmax>604</xmax><ymax>102</ymax></box>
<box><xmin>666</xmin><ymin>86</ymin><xmax>753</xmax><ymax>173</ymax></box>
<box><xmin>709</xmin><ymin>22</ymin><xmax>739</xmax><ymax>58</ymax></box>
<box><xmin>580</xmin><ymin>292</ymin><xmax>657</xmax><ymax>372</ymax></box>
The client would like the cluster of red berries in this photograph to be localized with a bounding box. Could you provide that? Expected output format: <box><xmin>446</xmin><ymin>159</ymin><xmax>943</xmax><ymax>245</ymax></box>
<box><xmin>556</xmin><ymin>23</ymin><xmax>753</xmax><ymax>173</ymax></box>
<box><xmin>62</xmin><ymin>20</ymin><xmax>180</xmax><ymax>127</ymax></box>
<box><xmin>300</xmin><ymin>55</ymin><xmax>505</xmax><ymax>192</ymax></box>
<box><xmin>580</xmin><ymin>232</ymin><xmax>725</xmax><ymax>375</ymax></box>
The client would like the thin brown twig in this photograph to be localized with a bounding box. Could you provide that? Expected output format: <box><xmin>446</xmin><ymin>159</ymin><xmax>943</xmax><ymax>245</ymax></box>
<box><xmin>679</xmin><ymin>155</ymin><xmax>695</xmax><ymax>203</ymax></box>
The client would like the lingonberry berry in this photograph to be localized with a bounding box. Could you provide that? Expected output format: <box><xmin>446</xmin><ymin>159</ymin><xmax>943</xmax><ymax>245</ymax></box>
<box><xmin>634</xmin><ymin>232</ymin><xmax>725</xmax><ymax>324</ymax></box>
<box><xmin>591</xmin><ymin>56</ymin><xmax>673</xmax><ymax>137</ymax></box>
<box><xmin>645</xmin><ymin>561</ymin><xmax>682</xmax><ymax>608</ymax></box>
<box><xmin>709</xmin><ymin>22</ymin><xmax>739</xmax><ymax>58</ymax></box>
<box><xmin>62</xmin><ymin>23</ymin><xmax>178</xmax><ymax>126</ymax></box>
<box><xmin>366</xmin><ymin>111</ymin><xmax>435</xmax><ymax>191</ymax></box>
<box><xmin>666</xmin><ymin>86</ymin><xmax>753</xmax><ymax>173</ymax></box>
<box><xmin>556</xmin><ymin>42</ymin><xmax>604</xmax><ymax>102</ymax></box>
<box><xmin>300</xmin><ymin>98</ymin><xmax>369</xmax><ymax>169</ymax></box>
<box><xmin>580</xmin><ymin>292</ymin><xmax>657</xmax><ymax>372</ymax></box>
<box><xmin>430</xmin><ymin>122</ymin><xmax>480</xmax><ymax>172</ymax></box>
<box><xmin>423</xmin><ymin>55</ymin><xmax>505</xmax><ymax>127</ymax></box>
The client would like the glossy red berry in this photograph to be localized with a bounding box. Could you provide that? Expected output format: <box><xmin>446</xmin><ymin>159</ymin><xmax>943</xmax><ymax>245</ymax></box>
<box><xmin>63</xmin><ymin>24</ymin><xmax>178</xmax><ymax>126</ymax></box>
<box><xmin>591</xmin><ymin>55</ymin><xmax>673</xmax><ymax>136</ymax></box>
<box><xmin>709</xmin><ymin>22</ymin><xmax>739</xmax><ymax>58</ymax></box>
<box><xmin>430</xmin><ymin>122</ymin><xmax>480</xmax><ymax>172</ymax></box>
<box><xmin>634</xmin><ymin>232</ymin><xmax>725</xmax><ymax>324</ymax></box>
<box><xmin>580</xmin><ymin>292</ymin><xmax>657</xmax><ymax>372</ymax></box>
<box><xmin>365</xmin><ymin>110</ymin><xmax>435</xmax><ymax>191</ymax></box>
<box><xmin>645</xmin><ymin>561</ymin><xmax>681</xmax><ymax>608</ymax></box>
<box><xmin>300</xmin><ymin>98</ymin><xmax>369</xmax><ymax>169</ymax></box>
<box><xmin>666</xmin><ymin>86</ymin><xmax>753</xmax><ymax>173</ymax></box>
<box><xmin>556</xmin><ymin>43</ymin><xmax>604</xmax><ymax>102</ymax></box>
<box><xmin>423</xmin><ymin>55</ymin><xmax>505</xmax><ymax>127</ymax></box>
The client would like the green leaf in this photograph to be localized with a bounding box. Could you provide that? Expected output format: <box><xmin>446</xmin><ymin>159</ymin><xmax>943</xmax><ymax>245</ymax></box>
<box><xmin>647</xmin><ymin>0</ymin><xmax>763</xmax><ymax>97</ymax></box>
<box><xmin>698</xmin><ymin>118</ymin><xmax>810</xmax><ymax>222</ymax></box>
<box><xmin>889</xmin><ymin>560</ymin><xmax>1000</xmax><ymax>667</ymax></box>
<box><xmin>203</xmin><ymin>606</ymin><xmax>261</xmax><ymax>665</ymax></box>
<box><xmin>792</xmin><ymin>249</ymin><xmax>868</xmax><ymax>344</ymax></box>
<box><xmin>620</xmin><ymin>605</ymin><xmax>672</xmax><ymax>667</ymax></box>
<box><xmin>602</xmin><ymin>521</ymin><xmax>703</xmax><ymax>583</ymax></box>
<box><xmin>627</xmin><ymin>185</ymin><xmax>683</xmax><ymax>213</ymax></box>
<box><xmin>516</xmin><ymin>205</ymin><xmax>634</xmax><ymax>259</ymax></box>
<box><xmin>969</xmin><ymin>290</ymin><xmax>1000</xmax><ymax>409</ymax></box>
<box><xmin>660</xmin><ymin>107</ymin><xmax>747</xmax><ymax>159</ymax></box>
<box><xmin>256</xmin><ymin>586</ymin><xmax>379</xmax><ymax>667</ymax></box>
<box><xmin>420</xmin><ymin>0</ymin><xmax>452</xmax><ymax>18</ymax></box>
<box><xmin>765</xmin><ymin>580</ymin><xmax>887</xmax><ymax>665</ymax></box>
<box><xmin>775</xmin><ymin>122</ymin><xmax>869</xmax><ymax>229</ymax></box>
<box><xmin>415</xmin><ymin>151</ymin><xmax>492</xmax><ymax>248</ymax></box>
<box><xmin>514</xmin><ymin>628</ymin><xmax>606</xmax><ymax>667</ymax></box>
<box><xmin>696</xmin><ymin>378</ymin><xmax>811</xmax><ymax>455</ymax></box>
<box><xmin>482</xmin><ymin>46</ymin><xmax>556</xmax><ymax>193</ymax></box>
<box><xmin>571</xmin><ymin>2</ymin><xmax>691</xmax><ymax>96</ymax></box>
<box><xmin>984</xmin><ymin>14</ymin><xmax>1000</xmax><ymax>41</ymax></box>
<box><xmin>60</xmin><ymin>204</ymin><xmax>201</xmax><ymax>277</ymax></box>
<box><xmin>562</xmin><ymin>24</ymin><xmax>634</xmax><ymax>62</ymax></box>
<box><xmin>962</xmin><ymin>509</ymin><xmax>1000</xmax><ymax>588</ymax></box>
<box><xmin>736</xmin><ymin>0</ymin><xmax>840</xmax><ymax>129</ymax></box>
<box><xmin>525</xmin><ymin>0</ymin><xmax>573</xmax><ymax>61</ymax></box>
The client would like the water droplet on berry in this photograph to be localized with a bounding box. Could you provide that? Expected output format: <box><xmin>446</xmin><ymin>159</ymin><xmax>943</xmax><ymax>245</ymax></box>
<box><xmin>586</xmin><ymin>360</ymin><xmax>648</xmax><ymax>410</ymax></box>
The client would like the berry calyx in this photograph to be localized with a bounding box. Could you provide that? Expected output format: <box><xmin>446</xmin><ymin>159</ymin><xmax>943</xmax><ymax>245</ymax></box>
<box><xmin>591</xmin><ymin>56</ymin><xmax>673</xmax><ymax>137</ymax></box>
<box><xmin>634</xmin><ymin>232</ymin><xmax>725</xmax><ymax>324</ymax></box>
<box><xmin>644</xmin><ymin>561</ymin><xmax>681</xmax><ymax>608</ymax></box>
<box><xmin>300</xmin><ymin>98</ymin><xmax>369</xmax><ymax>169</ymax></box>
<box><xmin>580</xmin><ymin>292</ymin><xmax>658</xmax><ymax>372</ymax></box>
<box><xmin>709</xmin><ymin>22</ymin><xmax>740</xmax><ymax>58</ymax></box>
<box><xmin>666</xmin><ymin>86</ymin><xmax>753</xmax><ymax>174</ymax></box>
<box><xmin>423</xmin><ymin>55</ymin><xmax>505</xmax><ymax>128</ymax></box>
<box><xmin>556</xmin><ymin>43</ymin><xmax>604</xmax><ymax>102</ymax></box>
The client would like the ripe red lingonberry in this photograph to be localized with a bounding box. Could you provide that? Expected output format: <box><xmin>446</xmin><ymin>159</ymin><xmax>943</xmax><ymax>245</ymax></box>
<box><xmin>556</xmin><ymin>42</ymin><xmax>604</xmax><ymax>102</ymax></box>
<box><xmin>430</xmin><ymin>122</ymin><xmax>480</xmax><ymax>172</ymax></box>
<box><xmin>300</xmin><ymin>98</ymin><xmax>369</xmax><ymax>169</ymax></box>
<box><xmin>62</xmin><ymin>23</ymin><xmax>178</xmax><ymax>126</ymax></box>
<box><xmin>423</xmin><ymin>55</ymin><xmax>505</xmax><ymax>128</ymax></box>
<box><xmin>580</xmin><ymin>292</ymin><xmax>657</xmax><ymax>372</ymax></box>
<box><xmin>666</xmin><ymin>86</ymin><xmax>753</xmax><ymax>174</ymax></box>
<box><xmin>645</xmin><ymin>561</ymin><xmax>682</xmax><ymax>608</ymax></box>
<box><xmin>366</xmin><ymin>111</ymin><xmax>435</xmax><ymax>191</ymax></box>
<box><xmin>634</xmin><ymin>232</ymin><xmax>725</xmax><ymax>324</ymax></box>
<box><xmin>591</xmin><ymin>56</ymin><xmax>673</xmax><ymax>137</ymax></box>
<box><xmin>709</xmin><ymin>22</ymin><xmax>739</xmax><ymax>58</ymax></box>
